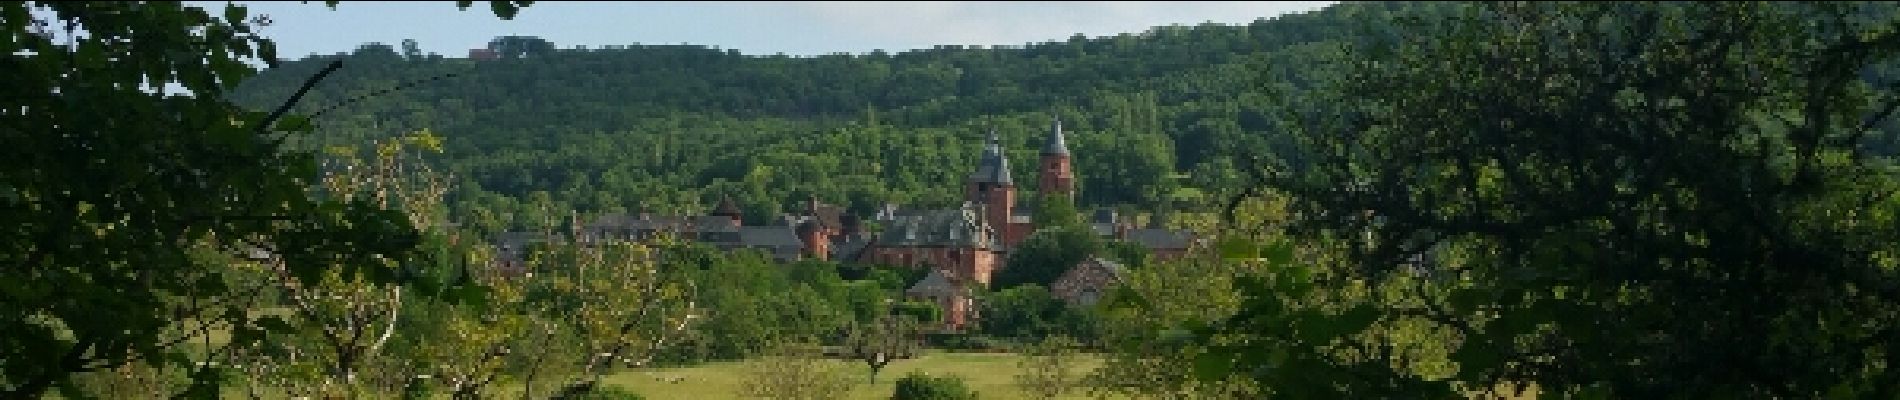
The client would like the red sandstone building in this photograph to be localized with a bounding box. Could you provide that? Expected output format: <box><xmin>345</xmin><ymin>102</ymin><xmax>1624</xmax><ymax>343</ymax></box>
<box><xmin>839</xmin><ymin>119</ymin><xmax>1084</xmax><ymax>330</ymax></box>
<box><xmin>492</xmin><ymin>117</ymin><xmax>1198</xmax><ymax>331</ymax></box>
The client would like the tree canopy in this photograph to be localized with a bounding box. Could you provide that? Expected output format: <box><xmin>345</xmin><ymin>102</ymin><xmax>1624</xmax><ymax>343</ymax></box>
<box><xmin>0</xmin><ymin>1</ymin><xmax>527</xmax><ymax>397</ymax></box>
<box><xmin>1189</xmin><ymin>2</ymin><xmax>1900</xmax><ymax>397</ymax></box>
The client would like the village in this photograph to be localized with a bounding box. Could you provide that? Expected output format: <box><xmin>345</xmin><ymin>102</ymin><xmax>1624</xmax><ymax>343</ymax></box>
<box><xmin>490</xmin><ymin>118</ymin><xmax>1199</xmax><ymax>331</ymax></box>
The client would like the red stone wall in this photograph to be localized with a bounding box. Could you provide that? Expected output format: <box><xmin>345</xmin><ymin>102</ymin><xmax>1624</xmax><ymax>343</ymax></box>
<box><xmin>866</xmin><ymin>245</ymin><xmax>998</xmax><ymax>286</ymax></box>
<box><xmin>1039</xmin><ymin>154</ymin><xmax>1073</xmax><ymax>199</ymax></box>
<box><xmin>1005</xmin><ymin>222</ymin><xmax>1036</xmax><ymax>249</ymax></box>
<box><xmin>986</xmin><ymin>185</ymin><xmax>1014</xmax><ymax>248</ymax></box>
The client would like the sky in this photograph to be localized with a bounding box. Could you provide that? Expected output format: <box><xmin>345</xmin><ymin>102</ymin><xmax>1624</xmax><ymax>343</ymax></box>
<box><xmin>192</xmin><ymin>1</ymin><xmax>1337</xmax><ymax>59</ymax></box>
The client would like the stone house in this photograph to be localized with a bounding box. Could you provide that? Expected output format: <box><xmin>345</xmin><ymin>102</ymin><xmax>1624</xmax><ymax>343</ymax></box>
<box><xmin>1049</xmin><ymin>257</ymin><xmax>1126</xmax><ymax>307</ymax></box>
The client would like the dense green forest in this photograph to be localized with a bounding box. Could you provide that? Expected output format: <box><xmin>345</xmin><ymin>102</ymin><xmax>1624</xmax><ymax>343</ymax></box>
<box><xmin>224</xmin><ymin>4</ymin><xmax>1401</xmax><ymax>232</ymax></box>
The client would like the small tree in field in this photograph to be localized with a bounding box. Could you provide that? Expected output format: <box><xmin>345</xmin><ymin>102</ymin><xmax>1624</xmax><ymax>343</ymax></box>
<box><xmin>843</xmin><ymin>312</ymin><xmax>922</xmax><ymax>384</ymax></box>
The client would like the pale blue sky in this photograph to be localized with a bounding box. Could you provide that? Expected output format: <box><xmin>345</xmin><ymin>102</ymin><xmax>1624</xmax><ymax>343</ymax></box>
<box><xmin>191</xmin><ymin>1</ymin><xmax>1336</xmax><ymax>59</ymax></box>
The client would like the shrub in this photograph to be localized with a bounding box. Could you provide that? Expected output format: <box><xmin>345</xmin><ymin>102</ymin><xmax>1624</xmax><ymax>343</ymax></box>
<box><xmin>891</xmin><ymin>372</ymin><xmax>978</xmax><ymax>400</ymax></box>
<box><xmin>922</xmin><ymin>333</ymin><xmax>1011</xmax><ymax>352</ymax></box>
<box><xmin>569</xmin><ymin>385</ymin><xmax>646</xmax><ymax>400</ymax></box>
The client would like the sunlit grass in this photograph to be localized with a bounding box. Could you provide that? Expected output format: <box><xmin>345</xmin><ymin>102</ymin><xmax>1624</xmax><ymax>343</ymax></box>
<box><xmin>601</xmin><ymin>350</ymin><xmax>1110</xmax><ymax>400</ymax></box>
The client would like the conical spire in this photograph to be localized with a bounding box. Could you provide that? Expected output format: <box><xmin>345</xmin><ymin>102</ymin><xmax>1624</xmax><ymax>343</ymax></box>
<box><xmin>990</xmin><ymin>145</ymin><xmax>1013</xmax><ymax>185</ymax></box>
<box><xmin>713</xmin><ymin>195</ymin><xmax>741</xmax><ymax>217</ymax></box>
<box><xmin>983</xmin><ymin>128</ymin><xmax>1002</xmax><ymax>160</ymax></box>
<box><xmin>1042</xmin><ymin>117</ymin><xmax>1069</xmax><ymax>155</ymax></box>
<box><xmin>988</xmin><ymin>127</ymin><xmax>1003</xmax><ymax>156</ymax></box>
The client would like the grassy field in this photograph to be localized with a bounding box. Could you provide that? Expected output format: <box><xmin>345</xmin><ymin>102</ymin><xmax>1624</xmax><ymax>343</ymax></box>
<box><xmin>603</xmin><ymin>351</ymin><xmax>1111</xmax><ymax>400</ymax></box>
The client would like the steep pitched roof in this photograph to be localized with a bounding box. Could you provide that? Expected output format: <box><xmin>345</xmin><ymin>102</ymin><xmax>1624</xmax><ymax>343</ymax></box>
<box><xmin>833</xmin><ymin>235</ymin><xmax>873</xmax><ymax>262</ymax></box>
<box><xmin>1087</xmin><ymin>257</ymin><xmax>1126</xmax><ymax>276</ymax></box>
<box><xmin>800</xmin><ymin>197</ymin><xmax>846</xmax><ymax>231</ymax></box>
<box><xmin>968</xmin><ymin>129</ymin><xmax>1013</xmax><ymax>185</ymax></box>
<box><xmin>813</xmin><ymin>204</ymin><xmax>845</xmax><ymax>230</ymax></box>
<box><xmin>906</xmin><ymin>269</ymin><xmax>965</xmax><ymax>298</ymax></box>
<box><xmin>875</xmin><ymin>204</ymin><xmax>999</xmax><ymax>249</ymax></box>
<box><xmin>1042</xmin><ymin>117</ymin><xmax>1069</xmax><ymax>155</ymax></box>
<box><xmin>990</xmin><ymin>147</ymin><xmax>1013</xmax><ymax>185</ymax></box>
<box><xmin>738</xmin><ymin>226</ymin><xmax>804</xmax><ymax>248</ymax></box>
<box><xmin>1056</xmin><ymin>257</ymin><xmax>1127</xmax><ymax>286</ymax></box>
<box><xmin>713</xmin><ymin>195</ymin><xmax>742</xmax><ymax>217</ymax></box>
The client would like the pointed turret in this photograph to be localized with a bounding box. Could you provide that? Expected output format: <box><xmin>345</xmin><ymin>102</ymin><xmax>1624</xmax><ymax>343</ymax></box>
<box><xmin>964</xmin><ymin>128</ymin><xmax>1016</xmax><ymax>250</ymax></box>
<box><xmin>989</xmin><ymin>140</ymin><xmax>1013</xmax><ymax>185</ymax></box>
<box><xmin>1038</xmin><ymin>117</ymin><xmax>1076</xmax><ymax>200</ymax></box>
<box><xmin>969</xmin><ymin>128</ymin><xmax>1009</xmax><ymax>184</ymax></box>
<box><xmin>1042</xmin><ymin>117</ymin><xmax>1070</xmax><ymax>155</ymax></box>
<box><xmin>983</xmin><ymin>128</ymin><xmax>1002</xmax><ymax>161</ymax></box>
<box><xmin>712</xmin><ymin>195</ymin><xmax>743</xmax><ymax>226</ymax></box>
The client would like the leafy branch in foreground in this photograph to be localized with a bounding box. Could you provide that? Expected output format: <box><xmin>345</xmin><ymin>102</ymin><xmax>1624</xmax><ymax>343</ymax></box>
<box><xmin>1204</xmin><ymin>2</ymin><xmax>1900</xmax><ymax>398</ymax></box>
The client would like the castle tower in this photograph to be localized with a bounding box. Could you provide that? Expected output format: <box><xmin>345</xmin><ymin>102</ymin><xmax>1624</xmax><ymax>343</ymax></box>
<box><xmin>1038</xmin><ymin>117</ymin><xmax>1074</xmax><ymax>200</ymax></box>
<box><xmin>965</xmin><ymin>129</ymin><xmax>1015</xmax><ymax>248</ymax></box>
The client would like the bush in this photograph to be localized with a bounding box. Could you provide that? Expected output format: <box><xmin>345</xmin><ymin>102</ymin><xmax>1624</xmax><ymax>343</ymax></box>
<box><xmin>922</xmin><ymin>333</ymin><xmax>1012</xmax><ymax>352</ymax></box>
<box><xmin>740</xmin><ymin>342</ymin><xmax>858</xmax><ymax>400</ymax></box>
<box><xmin>568</xmin><ymin>385</ymin><xmax>646</xmax><ymax>400</ymax></box>
<box><xmin>891</xmin><ymin>372</ymin><xmax>978</xmax><ymax>400</ymax></box>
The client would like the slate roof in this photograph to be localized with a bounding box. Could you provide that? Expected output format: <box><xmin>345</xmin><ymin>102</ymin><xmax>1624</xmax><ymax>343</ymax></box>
<box><xmin>906</xmin><ymin>269</ymin><xmax>966</xmax><ymax>298</ymax></box>
<box><xmin>1042</xmin><ymin>117</ymin><xmax>1069</xmax><ymax>155</ymax></box>
<box><xmin>833</xmin><ymin>235</ymin><xmax>872</xmax><ymax>261</ymax></box>
<box><xmin>1087</xmin><ymin>257</ymin><xmax>1127</xmax><ymax>277</ymax></box>
<box><xmin>738</xmin><ymin>226</ymin><xmax>804</xmax><ymax>249</ymax></box>
<box><xmin>590</xmin><ymin>214</ymin><xmax>684</xmax><ymax>231</ymax></box>
<box><xmin>584</xmin><ymin>214</ymin><xmax>737</xmax><ymax>242</ymax></box>
<box><xmin>990</xmin><ymin>149</ymin><xmax>1013</xmax><ymax>185</ymax></box>
<box><xmin>797</xmin><ymin>197</ymin><xmax>846</xmax><ymax>231</ymax></box>
<box><xmin>968</xmin><ymin>129</ymin><xmax>1013</xmax><ymax>185</ymax></box>
<box><xmin>875</xmin><ymin>203</ymin><xmax>999</xmax><ymax>249</ymax></box>
<box><xmin>813</xmin><ymin>204</ymin><xmax>845</xmax><ymax>230</ymax></box>
<box><xmin>713</xmin><ymin>195</ymin><xmax>742</xmax><ymax>217</ymax></box>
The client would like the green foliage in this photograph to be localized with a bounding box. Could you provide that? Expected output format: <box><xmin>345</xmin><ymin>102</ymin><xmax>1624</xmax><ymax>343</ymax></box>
<box><xmin>891</xmin><ymin>301</ymin><xmax>943</xmax><ymax>325</ymax></box>
<box><xmin>846</xmin><ymin>313</ymin><xmax>924</xmax><ymax>384</ymax></box>
<box><xmin>218</xmin><ymin>4</ymin><xmax>1395</xmax><ymax>226</ymax></box>
<box><xmin>890</xmin><ymin>372</ymin><xmax>978</xmax><ymax>400</ymax></box>
<box><xmin>1014</xmin><ymin>335</ymin><xmax>1084</xmax><ymax>398</ymax></box>
<box><xmin>737</xmin><ymin>341</ymin><xmax>857</xmax><ymax>400</ymax></box>
<box><xmin>567</xmin><ymin>385</ymin><xmax>647</xmax><ymax>400</ymax></box>
<box><xmin>974</xmin><ymin>285</ymin><xmax>1101</xmax><ymax>343</ymax></box>
<box><xmin>993</xmin><ymin>226</ymin><xmax>1101</xmax><ymax>289</ymax></box>
<box><xmin>1100</xmin><ymin>239</ymin><xmax>1152</xmax><ymax>269</ymax></box>
<box><xmin>1030</xmin><ymin>193</ymin><xmax>1083</xmax><ymax>231</ymax></box>
<box><xmin>1200</xmin><ymin>1</ymin><xmax>1900</xmax><ymax>398</ymax></box>
<box><xmin>0</xmin><ymin>1</ymin><xmax>527</xmax><ymax>397</ymax></box>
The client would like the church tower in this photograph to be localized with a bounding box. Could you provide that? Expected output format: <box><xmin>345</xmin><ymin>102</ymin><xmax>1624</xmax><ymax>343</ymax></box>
<box><xmin>1038</xmin><ymin>117</ymin><xmax>1074</xmax><ymax>200</ymax></box>
<box><xmin>965</xmin><ymin>129</ymin><xmax>1015</xmax><ymax>247</ymax></box>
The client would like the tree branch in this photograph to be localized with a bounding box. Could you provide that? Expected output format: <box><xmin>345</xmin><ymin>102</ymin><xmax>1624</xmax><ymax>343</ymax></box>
<box><xmin>256</xmin><ymin>59</ymin><xmax>343</xmax><ymax>136</ymax></box>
